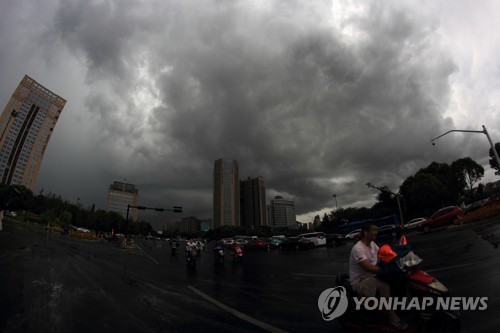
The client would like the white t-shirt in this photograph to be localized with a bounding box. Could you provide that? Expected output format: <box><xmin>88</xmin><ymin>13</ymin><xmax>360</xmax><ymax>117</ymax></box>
<box><xmin>349</xmin><ymin>240</ymin><xmax>379</xmax><ymax>285</ymax></box>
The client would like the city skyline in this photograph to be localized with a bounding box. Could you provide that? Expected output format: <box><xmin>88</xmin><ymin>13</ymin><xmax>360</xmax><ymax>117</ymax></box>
<box><xmin>1</xmin><ymin>1</ymin><xmax>500</xmax><ymax>229</ymax></box>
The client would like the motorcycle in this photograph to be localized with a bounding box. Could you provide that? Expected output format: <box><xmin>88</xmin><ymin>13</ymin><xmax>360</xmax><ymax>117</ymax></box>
<box><xmin>170</xmin><ymin>240</ymin><xmax>178</xmax><ymax>256</ymax></box>
<box><xmin>335</xmin><ymin>236</ymin><xmax>461</xmax><ymax>332</ymax></box>
<box><xmin>186</xmin><ymin>247</ymin><xmax>198</xmax><ymax>265</ymax></box>
<box><xmin>195</xmin><ymin>241</ymin><xmax>204</xmax><ymax>257</ymax></box>
<box><xmin>214</xmin><ymin>244</ymin><xmax>225</xmax><ymax>264</ymax></box>
<box><xmin>231</xmin><ymin>243</ymin><xmax>243</xmax><ymax>262</ymax></box>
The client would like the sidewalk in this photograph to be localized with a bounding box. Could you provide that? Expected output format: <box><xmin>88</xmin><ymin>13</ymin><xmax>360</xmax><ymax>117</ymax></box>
<box><xmin>448</xmin><ymin>215</ymin><xmax>500</xmax><ymax>231</ymax></box>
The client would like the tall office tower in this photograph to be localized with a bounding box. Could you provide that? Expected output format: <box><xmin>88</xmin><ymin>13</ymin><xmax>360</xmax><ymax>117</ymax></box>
<box><xmin>105</xmin><ymin>181</ymin><xmax>140</xmax><ymax>221</ymax></box>
<box><xmin>240</xmin><ymin>176</ymin><xmax>268</xmax><ymax>227</ymax></box>
<box><xmin>269</xmin><ymin>195</ymin><xmax>297</xmax><ymax>229</ymax></box>
<box><xmin>0</xmin><ymin>75</ymin><xmax>66</xmax><ymax>190</ymax></box>
<box><xmin>179</xmin><ymin>216</ymin><xmax>201</xmax><ymax>233</ymax></box>
<box><xmin>213</xmin><ymin>158</ymin><xmax>240</xmax><ymax>228</ymax></box>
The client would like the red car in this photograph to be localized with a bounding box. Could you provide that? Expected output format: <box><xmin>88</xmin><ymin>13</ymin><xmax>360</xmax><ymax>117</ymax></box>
<box><xmin>244</xmin><ymin>239</ymin><xmax>270</xmax><ymax>251</ymax></box>
<box><xmin>419</xmin><ymin>206</ymin><xmax>464</xmax><ymax>233</ymax></box>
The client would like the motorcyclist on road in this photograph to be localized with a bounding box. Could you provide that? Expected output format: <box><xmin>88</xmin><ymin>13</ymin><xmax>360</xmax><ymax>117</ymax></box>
<box><xmin>214</xmin><ymin>240</ymin><xmax>224</xmax><ymax>250</ymax></box>
<box><xmin>213</xmin><ymin>240</ymin><xmax>225</xmax><ymax>260</ymax></box>
<box><xmin>186</xmin><ymin>240</ymin><xmax>194</xmax><ymax>253</ymax></box>
<box><xmin>186</xmin><ymin>240</ymin><xmax>198</xmax><ymax>262</ymax></box>
<box><xmin>349</xmin><ymin>223</ymin><xmax>408</xmax><ymax>330</ymax></box>
<box><xmin>195</xmin><ymin>240</ymin><xmax>204</xmax><ymax>255</ymax></box>
<box><xmin>231</xmin><ymin>241</ymin><xmax>243</xmax><ymax>260</ymax></box>
<box><xmin>170</xmin><ymin>238</ymin><xmax>178</xmax><ymax>253</ymax></box>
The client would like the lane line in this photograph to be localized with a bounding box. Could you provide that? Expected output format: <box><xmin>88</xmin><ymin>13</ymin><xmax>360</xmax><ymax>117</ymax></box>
<box><xmin>188</xmin><ymin>285</ymin><xmax>289</xmax><ymax>333</ymax></box>
<box><xmin>135</xmin><ymin>245</ymin><xmax>159</xmax><ymax>265</ymax></box>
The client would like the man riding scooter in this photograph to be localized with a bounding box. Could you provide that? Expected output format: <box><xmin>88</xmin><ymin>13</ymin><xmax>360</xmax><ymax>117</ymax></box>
<box><xmin>231</xmin><ymin>241</ymin><xmax>243</xmax><ymax>262</ymax></box>
<box><xmin>349</xmin><ymin>223</ymin><xmax>408</xmax><ymax>330</ymax></box>
<box><xmin>170</xmin><ymin>238</ymin><xmax>179</xmax><ymax>256</ymax></box>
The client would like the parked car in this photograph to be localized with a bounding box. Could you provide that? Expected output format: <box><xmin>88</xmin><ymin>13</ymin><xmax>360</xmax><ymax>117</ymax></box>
<box><xmin>297</xmin><ymin>232</ymin><xmax>327</xmax><ymax>247</ymax></box>
<box><xmin>419</xmin><ymin>206</ymin><xmax>464</xmax><ymax>233</ymax></box>
<box><xmin>244</xmin><ymin>239</ymin><xmax>270</xmax><ymax>251</ymax></box>
<box><xmin>463</xmin><ymin>199</ymin><xmax>489</xmax><ymax>214</ymax></box>
<box><xmin>376</xmin><ymin>224</ymin><xmax>403</xmax><ymax>240</ymax></box>
<box><xmin>267</xmin><ymin>238</ymin><xmax>284</xmax><ymax>249</ymax></box>
<box><xmin>222</xmin><ymin>238</ymin><xmax>235</xmax><ymax>248</ymax></box>
<box><xmin>326</xmin><ymin>233</ymin><xmax>344</xmax><ymax>246</ymax></box>
<box><xmin>344</xmin><ymin>229</ymin><xmax>361</xmax><ymax>241</ymax></box>
<box><xmin>279</xmin><ymin>237</ymin><xmax>311</xmax><ymax>251</ymax></box>
<box><xmin>404</xmin><ymin>218</ymin><xmax>427</xmax><ymax>232</ymax></box>
<box><xmin>343</xmin><ymin>224</ymin><xmax>402</xmax><ymax>242</ymax></box>
<box><xmin>234</xmin><ymin>239</ymin><xmax>249</xmax><ymax>245</ymax></box>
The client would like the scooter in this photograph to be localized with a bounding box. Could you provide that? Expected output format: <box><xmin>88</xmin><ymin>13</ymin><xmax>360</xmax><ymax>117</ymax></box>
<box><xmin>231</xmin><ymin>243</ymin><xmax>243</xmax><ymax>262</ymax></box>
<box><xmin>195</xmin><ymin>241</ymin><xmax>204</xmax><ymax>257</ymax></box>
<box><xmin>335</xmin><ymin>237</ymin><xmax>461</xmax><ymax>332</ymax></box>
<box><xmin>170</xmin><ymin>240</ymin><xmax>178</xmax><ymax>256</ymax></box>
<box><xmin>214</xmin><ymin>244</ymin><xmax>225</xmax><ymax>264</ymax></box>
<box><xmin>186</xmin><ymin>247</ymin><xmax>198</xmax><ymax>265</ymax></box>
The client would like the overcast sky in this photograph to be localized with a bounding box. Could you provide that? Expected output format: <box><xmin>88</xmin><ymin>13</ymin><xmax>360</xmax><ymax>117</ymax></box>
<box><xmin>1</xmin><ymin>0</ymin><xmax>499</xmax><ymax>228</ymax></box>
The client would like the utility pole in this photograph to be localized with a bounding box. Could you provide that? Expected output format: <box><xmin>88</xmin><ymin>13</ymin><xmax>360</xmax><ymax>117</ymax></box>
<box><xmin>366</xmin><ymin>183</ymin><xmax>404</xmax><ymax>226</ymax></box>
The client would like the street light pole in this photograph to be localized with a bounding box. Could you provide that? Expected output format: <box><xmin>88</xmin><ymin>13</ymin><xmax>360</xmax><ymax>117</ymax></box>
<box><xmin>431</xmin><ymin>125</ymin><xmax>500</xmax><ymax>173</ymax></box>
<box><xmin>332</xmin><ymin>194</ymin><xmax>338</xmax><ymax>210</ymax></box>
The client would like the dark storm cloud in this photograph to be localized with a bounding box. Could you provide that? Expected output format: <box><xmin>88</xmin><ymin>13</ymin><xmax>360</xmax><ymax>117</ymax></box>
<box><xmin>45</xmin><ymin>0</ymin><xmax>464</xmax><ymax>218</ymax></box>
<box><xmin>4</xmin><ymin>0</ymin><xmax>490</xmax><ymax>225</ymax></box>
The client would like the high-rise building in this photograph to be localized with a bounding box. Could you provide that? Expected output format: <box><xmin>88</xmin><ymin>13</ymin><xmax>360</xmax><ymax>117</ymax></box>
<box><xmin>105</xmin><ymin>181</ymin><xmax>140</xmax><ymax>221</ymax></box>
<box><xmin>268</xmin><ymin>195</ymin><xmax>297</xmax><ymax>229</ymax></box>
<box><xmin>240</xmin><ymin>176</ymin><xmax>268</xmax><ymax>227</ymax></box>
<box><xmin>0</xmin><ymin>75</ymin><xmax>66</xmax><ymax>190</ymax></box>
<box><xmin>213</xmin><ymin>158</ymin><xmax>240</xmax><ymax>228</ymax></box>
<box><xmin>178</xmin><ymin>216</ymin><xmax>201</xmax><ymax>233</ymax></box>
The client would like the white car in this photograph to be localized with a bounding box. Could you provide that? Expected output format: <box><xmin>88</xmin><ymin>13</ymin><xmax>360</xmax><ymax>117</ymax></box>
<box><xmin>404</xmin><ymin>218</ymin><xmax>426</xmax><ymax>231</ymax></box>
<box><xmin>234</xmin><ymin>239</ymin><xmax>249</xmax><ymax>245</ymax></box>
<box><xmin>344</xmin><ymin>229</ymin><xmax>361</xmax><ymax>240</ymax></box>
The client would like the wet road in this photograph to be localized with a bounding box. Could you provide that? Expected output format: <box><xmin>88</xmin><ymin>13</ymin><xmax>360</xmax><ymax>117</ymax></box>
<box><xmin>1</xmin><ymin>217</ymin><xmax>500</xmax><ymax>333</ymax></box>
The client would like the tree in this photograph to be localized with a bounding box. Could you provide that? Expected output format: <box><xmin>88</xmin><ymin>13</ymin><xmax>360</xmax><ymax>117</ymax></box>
<box><xmin>320</xmin><ymin>213</ymin><xmax>333</xmax><ymax>232</ymax></box>
<box><xmin>400</xmin><ymin>170</ymin><xmax>450</xmax><ymax>218</ymax></box>
<box><xmin>367</xmin><ymin>184</ymin><xmax>399</xmax><ymax>217</ymax></box>
<box><xmin>451</xmin><ymin>157</ymin><xmax>484</xmax><ymax>201</ymax></box>
<box><xmin>489</xmin><ymin>142</ymin><xmax>500</xmax><ymax>175</ymax></box>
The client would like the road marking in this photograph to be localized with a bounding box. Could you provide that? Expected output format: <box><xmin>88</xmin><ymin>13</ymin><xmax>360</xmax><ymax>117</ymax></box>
<box><xmin>135</xmin><ymin>245</ymin><xmax>159</xmax><ymax>265</ymax></box>
<box><xmin>291</xmin><ymin>273</ymin><xmax>337</xmax><ymax>278</ymax></box>
<box><xmin>426</xmin><ymin>262</ymin><xmax>479</xmax><ymax>273</ymax></box>
<box><xmin>188</xmin><ymin>285</ymin><xmax>289</xmax><ymax>333</ymax></box>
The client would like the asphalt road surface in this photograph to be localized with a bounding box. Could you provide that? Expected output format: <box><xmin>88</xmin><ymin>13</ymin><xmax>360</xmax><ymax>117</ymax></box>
<box><xmin>1</xmin><ymin>217</ymin><xmax>499</xmax><ymax>333</ymax></box>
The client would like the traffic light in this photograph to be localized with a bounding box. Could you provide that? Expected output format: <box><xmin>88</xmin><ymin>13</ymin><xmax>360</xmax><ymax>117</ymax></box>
<box><xmin>174</xmin><ymin>206</ymin><xmax>182</xmax><ymax>213</ymax></box>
